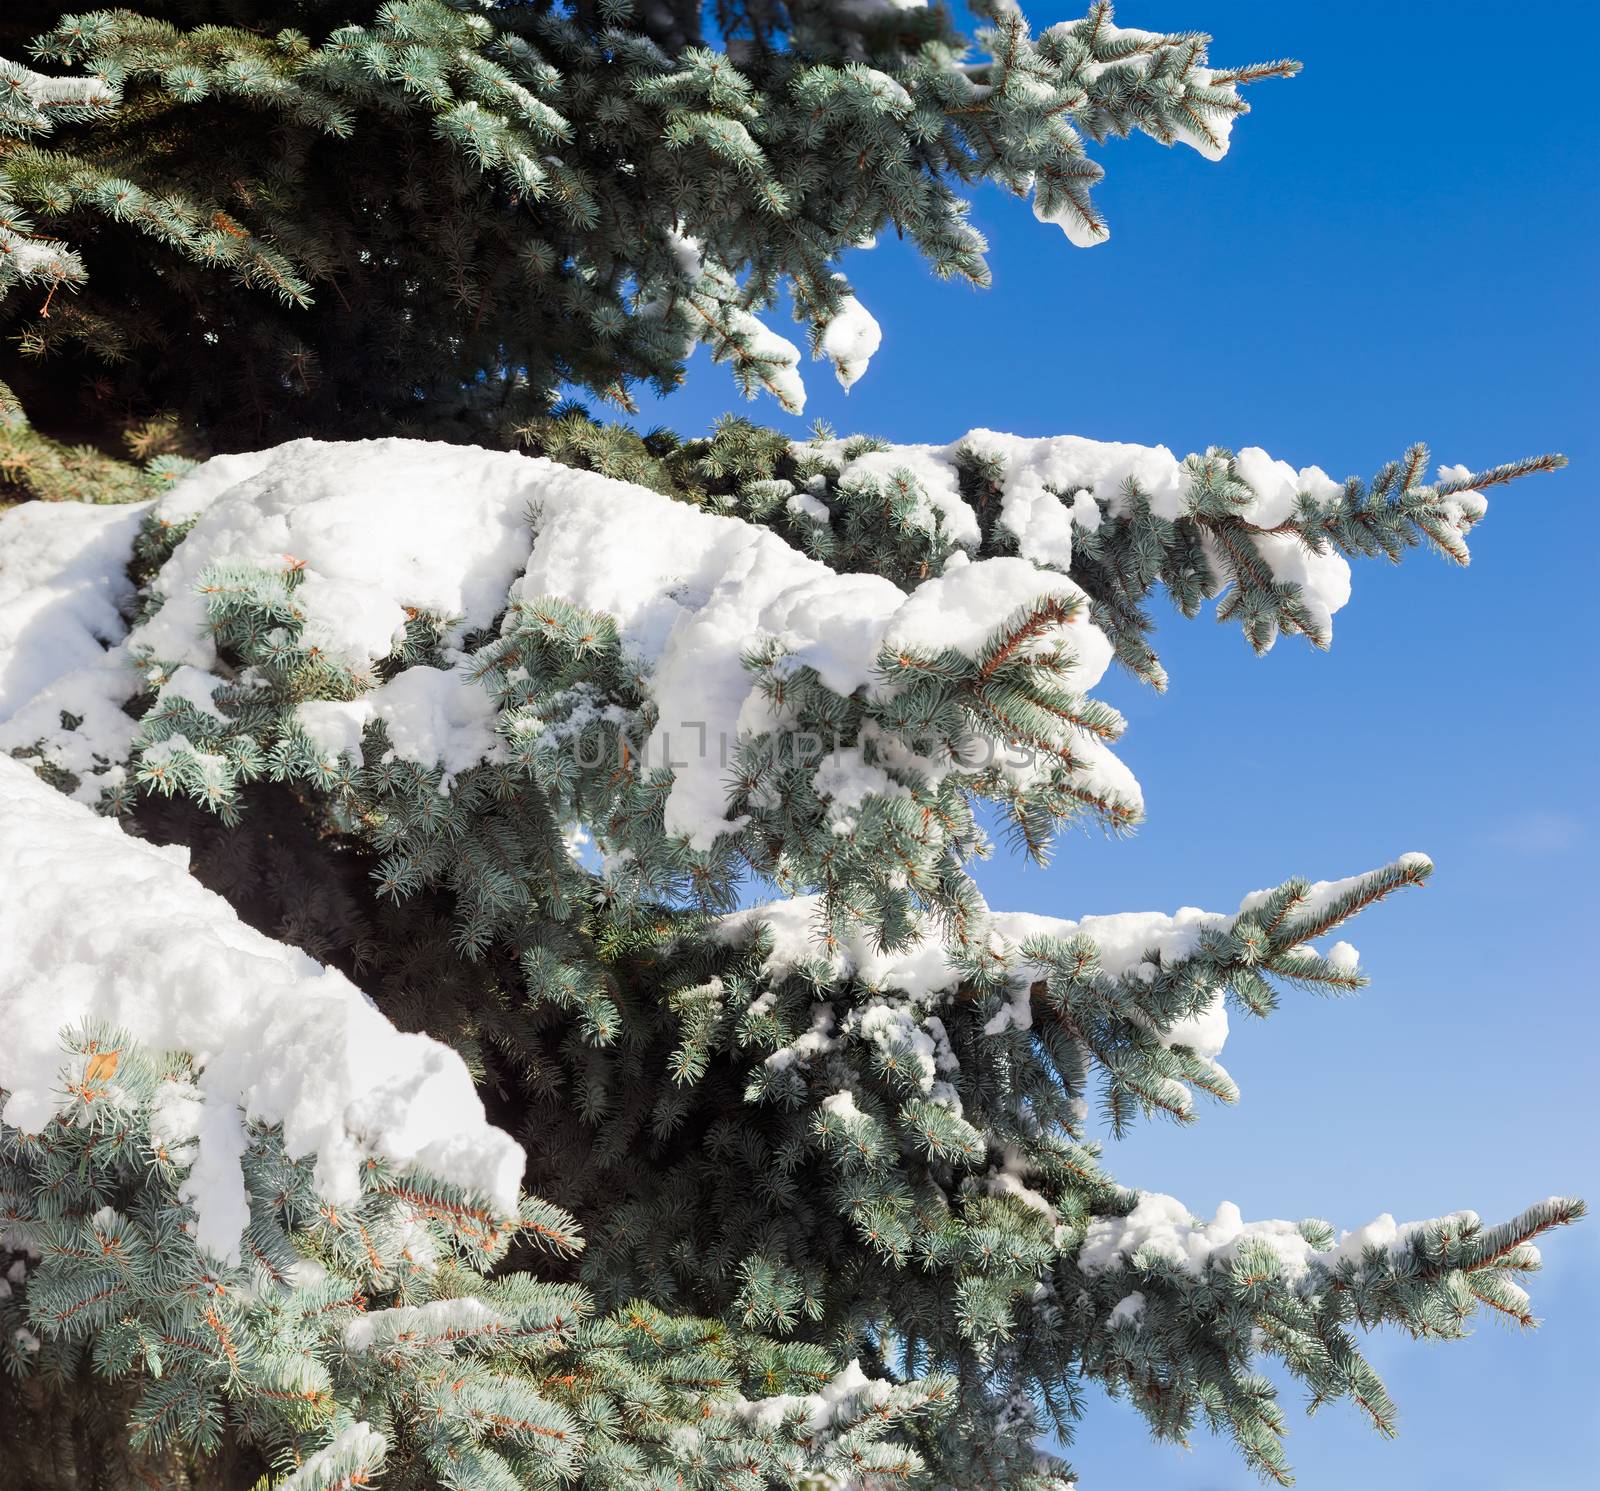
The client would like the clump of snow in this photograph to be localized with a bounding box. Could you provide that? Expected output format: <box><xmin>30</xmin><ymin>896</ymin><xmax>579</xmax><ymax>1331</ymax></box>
<box><xmin>809</xmin><ymin>440</ymin><xmax>981</xmax><ymax>548</ymax></box>
<box><xmin>151</xmin><ymin>663</ymin><xmax>224</xmax><ymax>719</ymax></box>
<box><xmin>509</xmin><ymin>457</ymin><xmax>1122</xmax><ymax>847</ymax></box>
<box><xmin>147</xmin><ymin>1076</ymin><xmax>203</xmax><ymax>1166</ymax></box>
<box><xmin>820</xmin><ymin>1090</ymin><xmax>866</xmax><ymax>1125</ymax></box>
<box><xmin>983</xmin><ymin>1146</ymin><xmax>1057</xmax><ymax>1220</ymax></box>
<box><xmin>727</xmin><ymin>308</ymin><xmax>806</xmax><ymax>414</ymax></box>
<box><xmin>132</xmin><ymin>439</ymin><xmax>540</xmax><ymax>673</ymax></box>
<box><xmin>1168</xmin><ymin>67</ymin><xmax>1241</xmax><ymax>162</ymax></box>
<box><xmin>275</xmin><ymin>1424</ymin><xmax>385</xmax><ymax>1491</ymax></box>
<box><xmin>882</xmin><ymin>556</ymin><xmax>1110</xmax><ymax>685</ymax></box>
<box><xmin>1032</xmin><ymin>188</ymin><xmax>1110</xmax><ymax>249</ymax></box>
<box><xmin>296</xmin><ymin>663</ymin><xmax>504</xmax><ymax>788</ymax></box>
<box><xmin>819</xmin><ymin>282</ymin><xmax>882</xmax><ymax>390</ymax></box>
<box><xmin>0</xmin><ymin>58</ymin><xmax>118</xmax><ymax>133</ymax></box>
<box><xmin>763</xmin><ymin>1003</ymin><xmax>837</xmax><ymax>1075</ymax></box>
<box><xmin>718</xmin><ymin>864</ymin><xmax>1412</xmax><ymax>1105</ymax></box>
<box><xmin>736</xmin><ymin>1357</ymin><xmax>893</xmax><ymax>1436</ymax></box>
<box><xmin>799</xmin><ymin>428</ymin><xmax>1360</xmax><ymax>643</ymax></box>
<box><xmin>1325</xmin><ymin>940</ymin><xmax>1359</xmax><ymax>972</ymax></box>
<box><xmin>1077</xmin><ymin>1194</ymin><xmax>1318</xmax><ymax>1281</ymax></box>
<box><xmin>1077</xmin><ymin>1191</ymin><xmax>1486</xmax><ymax>1292</ymax></box>
<box><xmin>786</xmin><ymin>491</ymin><xmax>831</xmax><ymax>526</ymax></box>
<box><xmin>0</xmin><ymin>757</ymin><xmax>525</xmax><ymax>1262</ymax></box>
<box><xmin>1107</xmin><ymin>1291</ymin><xmax>1146</xmax><ymax>1328</ymax></box>
<box><xmin>344</xmin><ymin>1295</ymin><xmax>509</xmax><ymax>1353</ymax></box>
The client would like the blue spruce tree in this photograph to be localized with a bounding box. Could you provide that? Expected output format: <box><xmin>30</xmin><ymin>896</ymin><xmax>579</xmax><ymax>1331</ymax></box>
<box><xmin>0</xmin><ymin>4</ymin><xmax>1582</xmax><ymax>1489</ymax></box>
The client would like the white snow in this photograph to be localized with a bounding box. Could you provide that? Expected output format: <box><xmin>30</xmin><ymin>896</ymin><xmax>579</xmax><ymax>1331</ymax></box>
<box><xmin>0</xmin><ymin>757</ymin><xmax>525</xmax><ymax>1263</ymax></box>
<box><xmin>0</xmin><ymin>435</ymin><xmax>1434</xmax><ymax>857</ymax></box>
<box><xmin>1</xmin><ymin>441</ymin><xmax>1055</xmax><ymax>846</ymax></box>
<box><xmin>1160</xmin><ymin>991</ymin><xmax>1229</xmax><ymax>1064</ymax></box>
<box><xmin>718</xmin><ymin>894</ymin><xmax>1236</xmax><ymax>999</ymax></box>
<box><xmin>275</xmin><ymin>1425</ymin><xmax>386</xmax><ymax>1491</ymax></box>
<box><xmin>296</xmin><ymin>663</ymin><xmax>504</xmax><ymax>787</ymax></box>
<box><xmin>717</xmin><ymin>865</ymin><xmax>1404</xmax><ymax>1103</ymax></box>
<box><xmin>0</xmin><ymin>498</ymin><xmax>150</xmax><ymax>801</ymax></box>
<box><xmin>820</xmin><ymin>1090</ymin><xmax>866</xmax><ymax>1125</ymax></box>
<box><xmin>343</xmin><ymin>1295</ymin><xmax>509</xmax><ymax>1352</ymax></box>
<box><xmin>736</xmin><ymin>1357</ymin><xmax>893</xmax><ymax>1436</ymax></box>
<box><xmin>819</xmin><ymin>282</ymin><xmax>883</xmax><ymax>390</ymax></box>
<box><xmin>1076</xmin><ymin>1192</ymin><xmax>1486</xmax><ymax>1291</ymax></box>
<box><xmin>1107</xmin><ymin>1291</ymin><xmax>1146</xmax><ymax>1328</ymax></box>
<box><xmin>726</xmin><ymin>308</ymin><xmax>807</xmax><ymax>414</ymax></box>
<box><xmin>1169</xmin><ymin>67</ymin><xmax>1240</xmax><ymax>163</ymax></box>
<box><xmin>0</xmin><ymin>57</ymin><xmax>118</xmax><ymax>135</ymax></box>
<box><xmin>1238</xmin><ymin>855</ymin><xmax>1433</xmax><ymax>924</ymax></box>
<box><xmin>814</xmin><ymin>441</ymin><xmax>981</xmax><ymax>548</ymax></box>
<box><xmin>0</xmin><ymin>498</ymin><xmax>144</xmax><ymax>719</ymax></box>
<box><xmin>984</xmin><ymin>1145</ymin><xmax>1057</xmax><ymax>1219</ymax></box>
<box><xmin>798</xmin><ymin>428</ymin><xmax>1361</xmax><ymax>643</ymax></box>
<box><xmin>1077</xmin><ymin>1194</ymin><xmax>1318</xmax><ymax>1281</ymax></box>
<box><xmin>786</xmin><ymin>491</ymin><xmax>831</xmax><ymax>526</ymax></box>
<box><xmin>133</xmin><ymin>439</ymin><xmax>539</xmax><ymax>673</ymax></box>
<box><xmin>1325</xmin><ymin>940</ymin><xmax>1360</xmax><ymax>972</ymax></box>
<box><xmin>1032</xmin><ymin>189</ymin><xmax>1110</xmax><ymax>249</ymax></box>
<box><xmin>882</xmin><ymin>556</ymin><xmax>1109</xmax><ymax>685</ymax></box>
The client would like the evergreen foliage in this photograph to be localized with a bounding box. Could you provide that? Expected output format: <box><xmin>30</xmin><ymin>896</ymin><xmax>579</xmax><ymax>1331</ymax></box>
<box><xmin>0</xmin><ymin>4</ymin><xmax>1583</xmax><ymax>1490</ymax></box>
<box><xmin>2</xmin><ymin>0</ymin><xmax>1291</xmax><ymax>452</ymax></box>
<box><xmin>0</xmin><ymin>1024</ymin><xmax>949</xmax><ymax>1491</ymax></box>
<box><xmin>1</xmin><ymin>427</ymin><xmax>1578</xmax><ymax>1488</ymax></box>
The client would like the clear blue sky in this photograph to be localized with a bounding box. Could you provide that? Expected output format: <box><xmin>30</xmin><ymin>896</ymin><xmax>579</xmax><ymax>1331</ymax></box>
<box><xmin>627</xmin><ymin>2</ymin><xmax>1599</xmax><ymax>1484</ymax></box>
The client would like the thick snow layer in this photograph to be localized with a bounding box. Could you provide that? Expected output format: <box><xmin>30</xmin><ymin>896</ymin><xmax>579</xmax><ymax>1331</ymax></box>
<box><xmin>1</xmin><ymin>441</ymin><xmax>1131</xmax><ymax>849</ymax></box>
<box><xmin>2</xmin><ymin>435</ymin><xmax>1132</xmax><ymax>857</ymax></box>
<box><xmin>0</xmin><ymin>757</ymin><xmax>525</xmax><ymax>1262</ymax></box>
<box><xmin>1077</xmin><ymin>1191</ymin><xmax>1485</xmax><ymax>1291</ymax></box>
<box><xmin>133</xmin><ymin>440</ymin><xmax>539</xmax><ymax>672</ymax></box>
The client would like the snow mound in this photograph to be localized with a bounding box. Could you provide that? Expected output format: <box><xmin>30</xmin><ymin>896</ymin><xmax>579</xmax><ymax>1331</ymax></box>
<box><xmin>0</xmin><ymin>756</ymin><xmax>525</xmax><ymax>1262</ymax></box>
